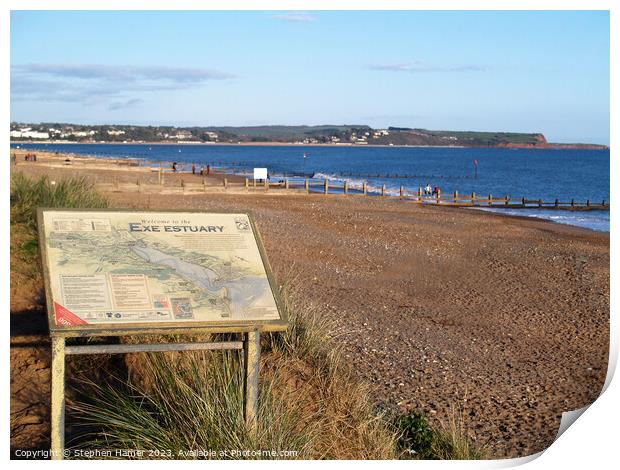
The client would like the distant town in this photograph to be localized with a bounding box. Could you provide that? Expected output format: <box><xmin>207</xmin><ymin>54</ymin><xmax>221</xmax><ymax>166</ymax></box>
<box><xmin>9</xmin><ymin>123</ymin><xmax>608</xmax><ymax>149</ymax></box>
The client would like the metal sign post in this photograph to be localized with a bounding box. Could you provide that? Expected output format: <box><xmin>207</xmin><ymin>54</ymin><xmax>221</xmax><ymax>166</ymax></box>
<box><xmin>38</xmin><ymin>210</ymin><xmax>286</xmax><ymax>460</ymax></box>
<box><xmin>49</xmin><ymin>332</ymin><xmax>261</xmax><ymax>460</ymax></box>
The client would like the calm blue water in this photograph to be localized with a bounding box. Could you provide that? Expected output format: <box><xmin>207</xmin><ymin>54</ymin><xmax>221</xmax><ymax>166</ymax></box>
<box><xmin>12</xmin><ymin>143</ymin><xmax>610</xmax><ymax>232</ymax></box>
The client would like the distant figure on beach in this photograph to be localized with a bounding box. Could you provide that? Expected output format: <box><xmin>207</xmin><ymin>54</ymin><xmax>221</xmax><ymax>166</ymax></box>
<box><xmin>11</xmin><ymin>154</ymin><xmax>16</xmax><ymax>165</ymax></box>
<box><xmin>33</xmin><ymin>154</ymin><xmax>37</xmax><ymax>162</ymax></box>
<box><xmin>433</xmin><ymin>186</ymin><xmax>440</xmax><ymax>197</ymax></box>
<box><xmin>192</xmin><ymin>163</ymin><xmax>196</xmax><ymax>175</ymax></box>
<box><xmin>200</xmin><ymin>165</ymin><xmax>205</xmax><ymax>176</ymax></box>
<box><xmin>424</xmin><ymin>183</ymin><xmax>431</xmax><ymax>196</ymax></box>
<box><xmin>172</xmin><ymin>162</ymin><xmax>177</xmax><ymax>172</ymax></box>
<box><xmin>206</xmin><ymin>164</ymin><xmax>211</xmax><ymax>175</ymax></box>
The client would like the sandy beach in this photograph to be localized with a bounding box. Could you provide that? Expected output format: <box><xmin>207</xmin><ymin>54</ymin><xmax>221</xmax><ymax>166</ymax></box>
<box><xmin>10</xmin><ymin>151</ymin><xmax>609</xmax><ymax>458</ymax></box>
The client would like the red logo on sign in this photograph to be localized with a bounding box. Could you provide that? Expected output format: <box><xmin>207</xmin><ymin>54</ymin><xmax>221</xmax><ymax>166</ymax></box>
<box><xmin>54</xmin><ymin>302</ymin><xmax>88</xmax><ymax>326</ymax></box>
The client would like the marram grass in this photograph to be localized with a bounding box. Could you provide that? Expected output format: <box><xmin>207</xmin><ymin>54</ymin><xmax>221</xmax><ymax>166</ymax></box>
<box><xmin>10</xmin><ymin>172</ymin><xmax>108</xmax><ymax>230</ymax></box>
<box><xmin>70</xmin><ymin>350</ymin><xmax>316</xmax><ymax>459</ymax></box>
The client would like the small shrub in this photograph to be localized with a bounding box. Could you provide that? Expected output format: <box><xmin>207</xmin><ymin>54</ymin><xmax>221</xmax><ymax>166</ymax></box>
<box><xmin>394</xmin><ymin>411</ymin><xmax>436</xmax><ymax>459</ymax></box>
<box><xmin>394</xmin><ymin>409</ymin><xmax>486</xmax><ymax>460</ymax></box>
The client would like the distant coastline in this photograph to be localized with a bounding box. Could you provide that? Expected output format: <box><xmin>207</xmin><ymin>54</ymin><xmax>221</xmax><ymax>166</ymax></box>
<box><xmin>9</xmin><ymin>140</ymin><xmax>608</xmax><ymax>151</ymax></box>
<box><xmin>10</xmin><ymin>123</ymin><xmax>609</xmax><ymax>150</ymax></box>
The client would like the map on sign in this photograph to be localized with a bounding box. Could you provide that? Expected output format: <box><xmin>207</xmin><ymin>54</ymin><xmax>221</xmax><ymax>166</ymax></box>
<box><xmin>38</xmin><ymin>210</ymin><xmax>283</xmax><ymax>330</ymax></box>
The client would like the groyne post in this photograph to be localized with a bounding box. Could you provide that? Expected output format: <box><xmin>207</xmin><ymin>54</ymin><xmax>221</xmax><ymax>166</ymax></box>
<box><xmin>285</xmin><ymin>178</ymin><xmax>289</xmax><ymax>190</ymax></box>
<box><xmin>264</xmin><ymin>178</ymin><xmax>268</xmax><ymax>191</ymax></box>
<box><xmin>344</xmin><ymin>181</ymin><xmax>348</xmax><ymax>194</ymax></box>
<box><xmin>471</xmin><ymin>192</ymin><xmax>476</xmax><ymax>205</ymax></box>
<box><xmin>324</xmin><ymin>179</ymin><xmax>329</xmax><ymax>195</ymax></box>
<box><xmin>381</xmin><ymin>185</ymin><xmax>386</xmax><ymax>197</ymax></box>
<box><xmin>305</xmin><ymin>178</ymin><xmax>309</xmax><ymax>193</ymax></box>
<box><xmin>224</xmin><ymin>177</ymin><xmax>228</xmax><ymax>189</ymax></box>
<box><xmin>418</xmin><ymin>187</ymin><xmax>422</xmax><ymax>201</ymax></box>
<box><xmin>363</xmin><ymin>182</ymin><xmax>368</xmax><ymax>196</ymax></box>
<box><xmin>453</xmin><ymin>190</ymin><xmax>458</xmax><ymax>202</ymax></box>
<box><xmin>245</xmin><ymin>178</ymin><xmax>249</xmax><ymax>189</ymax></box>
<box><xmin>488</xmin><ymin>194</ymin><xmax>492</xmax><ymax>206</ymax></box>
<box><xmin>400</xmin><ymin>185</ymin><xmax>404</xmax><ymax>198</ymax></box>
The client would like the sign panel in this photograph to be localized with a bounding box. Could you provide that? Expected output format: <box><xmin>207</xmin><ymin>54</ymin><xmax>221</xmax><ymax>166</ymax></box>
<box><xmin>253</xmin><ymin>168</ymin><xmax>267</xmax><ymax>180</ymax></box>
<box><xmin>38</xmin><ymin>210</ymin><xmax>286</xmax><ymax>334</ymax></box>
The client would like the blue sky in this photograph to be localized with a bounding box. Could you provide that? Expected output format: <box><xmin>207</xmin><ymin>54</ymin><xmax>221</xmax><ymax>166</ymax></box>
<box><xmin>10</xmin><ymin>10</ymin><xmax>610</xmax><ymax>144</ymax></box>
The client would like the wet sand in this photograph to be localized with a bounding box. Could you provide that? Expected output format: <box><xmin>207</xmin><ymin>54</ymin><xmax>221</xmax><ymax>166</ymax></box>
<box><xmin>10</xmin><ymin>151</ymin><xmax>609</xmax><ymax>458</ymax></box>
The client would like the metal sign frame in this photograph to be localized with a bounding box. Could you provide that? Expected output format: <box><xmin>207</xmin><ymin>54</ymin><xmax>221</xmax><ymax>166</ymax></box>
<box><xmin>37</xmin><ymin>209</ymin><xmax>287</xmax><ymax>460</ymax></box>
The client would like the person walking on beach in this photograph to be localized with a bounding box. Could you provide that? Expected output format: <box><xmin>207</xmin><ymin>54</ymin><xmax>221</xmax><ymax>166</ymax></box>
<box><xmin>206</xmin><ymin>164</ymin><xmax>211</xmax><ymax>175</ymax></box>
<box><xmin>200</xmin><ymin>165</ymin><xmax>205</xmax><ymax>176</ymax></box>
<box><xmin>433</xmin><ymin>185</ymin><xmax>440</xmax><ymax>197</ymax></box>
<box><xmin>172</xmin><ymin>161</ymin><xmax>177</xmax><ymax>172</ymax></box>
<box><xmin>425</xmin><ymin>183</ymin><xmax>432</xmax><ymax>196</ymax></box>
<box><xmin>192</xmin><ymin>163</ymin><xmax>196</xmax><ymax>175</ymax></box>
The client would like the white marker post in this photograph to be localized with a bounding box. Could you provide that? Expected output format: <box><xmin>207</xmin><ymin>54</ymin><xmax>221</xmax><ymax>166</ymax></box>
<box><xmin>253</xmin><ymin>168</ymin><xmax>268</xmax><ymax>186</ymax></box>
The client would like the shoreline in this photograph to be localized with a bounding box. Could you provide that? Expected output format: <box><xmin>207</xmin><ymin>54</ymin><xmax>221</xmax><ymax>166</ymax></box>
<box><xmin>465</xmin><ymin>206</ymin><xmax>609</xmax><ymax>233</ymax></box>
<box><xmin>9</xmin><ymin>148</ymin><xmax>609</xmax><ymax>234</ymax></box>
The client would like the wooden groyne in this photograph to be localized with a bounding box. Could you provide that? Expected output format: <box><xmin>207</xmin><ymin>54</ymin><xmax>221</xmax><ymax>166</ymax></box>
<box><xmin>94</xmin><ymin>171</ymin><xmax>609</xmax><ymax>211</ymax></box>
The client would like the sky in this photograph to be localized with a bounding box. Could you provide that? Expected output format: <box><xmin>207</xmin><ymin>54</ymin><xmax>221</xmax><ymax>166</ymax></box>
<box><xmin>10</xmin><ymin>10</ymin><xmax>610</xmax><ymax>144</ymax></box>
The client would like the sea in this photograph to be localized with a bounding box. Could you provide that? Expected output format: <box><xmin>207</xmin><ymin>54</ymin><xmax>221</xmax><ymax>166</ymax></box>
<box><xmin>11</xmin><ymin>142</ymin><xmax>610</xmax><ymax>232</ymax></box>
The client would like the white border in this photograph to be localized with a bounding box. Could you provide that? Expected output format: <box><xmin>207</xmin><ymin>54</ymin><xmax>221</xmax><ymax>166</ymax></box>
<box><xmin>3</xmin><ymin>2</ymin><xmax>616</xmax><ymax>469</ymax></box>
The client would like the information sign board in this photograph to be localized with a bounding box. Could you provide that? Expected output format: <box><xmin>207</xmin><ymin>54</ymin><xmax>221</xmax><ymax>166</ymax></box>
<box><xmin>38</xmin><ymin>210</ymin><xmax>286</xmax><ymax>335</ymax></box>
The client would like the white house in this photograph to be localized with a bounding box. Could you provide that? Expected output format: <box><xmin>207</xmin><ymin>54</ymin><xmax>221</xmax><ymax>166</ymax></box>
<box><xmin>10</xmin><ymin>129</ymin><xmax>50</xmax><ymax>139</ymax></box>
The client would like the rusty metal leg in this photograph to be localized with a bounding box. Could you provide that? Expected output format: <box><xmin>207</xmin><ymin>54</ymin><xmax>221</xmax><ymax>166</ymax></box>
<box><xmin>51</xmin><ymin>336</ymin><xmax>66</xmax><ymax>460</ymax></box>
<box><xmin>244</xmin><ymin>331</ymin><xmax>260</xmax><ymax>434</ymax></box>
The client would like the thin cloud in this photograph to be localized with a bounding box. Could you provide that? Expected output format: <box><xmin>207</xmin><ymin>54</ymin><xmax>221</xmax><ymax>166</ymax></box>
<box><xmin>14</xmin><ymin>63</ymin><xmax>236</xmax><ymax>82</ymax></box>
<box><xmin>368</xmin><ymin>61</ymin><xmax>490</xmax><ymax>73</ymax></box>
<box><xmin>11</xmin><ymin>63</ymin><xmax>236</xmax><ymax>107</ymax></box>
<box><xmin>362</xmin><ymin>113</ymin><xmax>425</xmax><ymax>121</ymax></box>
<box><xmin>272</xmin><ymin>12</ymin><xmax>316</xmax><ymax>23</ymax></box>
<box><xmin>108</xmin><ymin>98</ymin><xmax>145</xmax><ymax>111</ymax></box>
